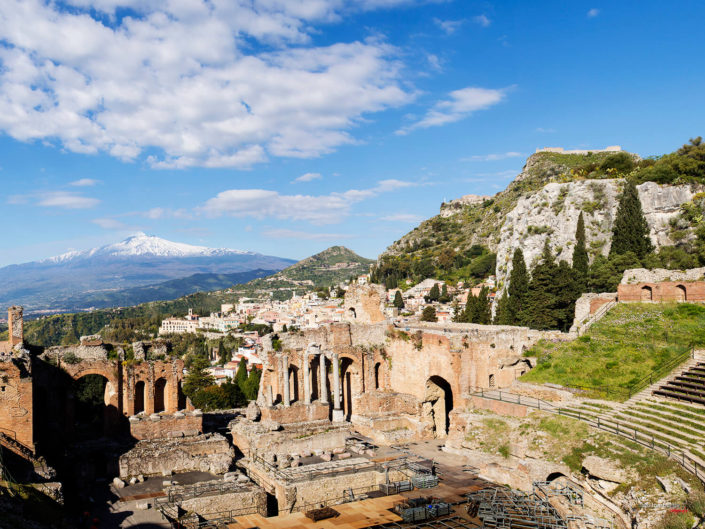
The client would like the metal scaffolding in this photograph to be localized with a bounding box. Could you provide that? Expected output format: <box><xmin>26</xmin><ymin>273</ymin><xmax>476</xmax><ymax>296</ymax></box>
<box><xmin>466</xmin><ymin>487</ymin><xmax>568</xmax><ymax>529</ymax></box>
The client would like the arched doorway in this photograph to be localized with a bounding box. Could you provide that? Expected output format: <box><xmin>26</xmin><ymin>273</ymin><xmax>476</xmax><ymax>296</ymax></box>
<box><xmin>423</xmin><ymin>376</ymin><xmax>454</xmax><ymax>438</ymax></box>
<box><xmin>641</xmin><ymin>286</ymin><xmax>653</xmax><ymax>301</ymax></box>
<box><xmin>374</xmin><ymin>362</ymin><xmax>381</xmax><ymax>390</ymax></box>
<box><xmin>348</xmin><ymin>307</ymin><xmax>357</xmax><ymax>319</ymax></box>
<box><xmin>154</xmin><ymin>378</ymin><xmax>167</xmax><ymax>413</ymax></box>
<box><xmin>134</xmin><ymin>381</ymin><xmax>145</xmax><ymax>414</ymax></box>
<box><xmin>70</xmin><ymin>374</ymin><xmax>110</xmax><ymax>440</ymax></box>
<box><xmin>340</xmin><ymin>358</ymin><xmax>357</xmax><ymax>419</ymax></box>
<box><xmin>676</xmin><ymin>285</ymin><xmax>687</xmax><ymax>302</ymax></box>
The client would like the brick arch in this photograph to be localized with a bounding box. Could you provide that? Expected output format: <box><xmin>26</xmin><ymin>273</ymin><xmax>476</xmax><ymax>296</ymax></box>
<box><xmin>676</xmin><ymin>284</ymin><xmax>687</xmax><ymax>302</ymax></box>
<box><xmin>60</xmin><ymin>362</ymin><xmax>121</xmax><ymax>413</ymax></box>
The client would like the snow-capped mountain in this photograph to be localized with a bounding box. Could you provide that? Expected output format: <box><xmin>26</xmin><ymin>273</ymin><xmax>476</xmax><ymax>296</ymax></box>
<box><xmin>0</xmin><ymin>234</ymin><xmax>295</xmax><ymax>313</ymax></box>
<box><xmin>43</xmin><ymin>233</ymin><xmax>253</xmax><ymax>263</ymax></box>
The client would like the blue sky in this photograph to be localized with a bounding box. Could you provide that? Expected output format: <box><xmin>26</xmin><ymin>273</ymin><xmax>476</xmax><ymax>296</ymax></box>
<box><xmin>1</xmin><ymin>0</ymin><xmax>704</xmax><ymax>266</ymax></box>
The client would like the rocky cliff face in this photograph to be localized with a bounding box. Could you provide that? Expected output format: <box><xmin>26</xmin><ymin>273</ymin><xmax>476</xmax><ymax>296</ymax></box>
<box><xmin>495</xmin><ymin>180</ymin><xmax>698</xmax><ymax>288</ymax></box>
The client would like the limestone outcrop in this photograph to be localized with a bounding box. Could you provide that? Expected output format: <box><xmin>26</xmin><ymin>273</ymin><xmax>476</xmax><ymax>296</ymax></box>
<box><xmin>496</xmin><ymin>180</ymin><xmax>699</xmax><ymax>288</ymax></box>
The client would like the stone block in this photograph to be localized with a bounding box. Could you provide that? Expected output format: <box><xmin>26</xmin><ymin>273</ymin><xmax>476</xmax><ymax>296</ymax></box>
<box><xmin>113</xmin><ymin>477</ymin><xmax>125</xmax><ymax>490</ymax></box>
<box><xmin>336</xmin><ymin>452</ymin><xmax>352</xmax><ymax>460</ymax></box>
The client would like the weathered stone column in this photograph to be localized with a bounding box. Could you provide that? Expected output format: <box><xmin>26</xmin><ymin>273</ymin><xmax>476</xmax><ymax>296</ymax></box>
<box><xmin>332</xmin><ymin>354</ymin><xmax>345</xmax><ymax>422</ymax></box>
<box><xmin>267</xmin><ymin>385</ymin><xmax>274</xmax><ymax>407</ymax></box>
<box><xmin>282</xmin><ymin>354</ymin><xmax>290</xmax><ymax>407</ymax></box>
<box><xmin>319</xmin><ymin>354</ymin><xmax>328</xmax><ymax>404</ymax></box>
<box><xmin>303</xmin><ymin>353</ymin><xmax>311</xmax><ymax>405</ymax></box>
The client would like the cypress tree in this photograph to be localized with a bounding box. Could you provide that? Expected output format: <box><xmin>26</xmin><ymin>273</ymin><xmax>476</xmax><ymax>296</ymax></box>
<box><xmin>393</xmin><ymin>290</ymin><xmax>404</xmax><ymax>309</ymax></box>
<box><xmin>525</xmin><ymin>241</ymin><xmax>559</xmax><ymax>330</ymax></box>
<box><xmin>235</xmin><ymin>358</ymin><xmax>249</xmax><ymax>393</ymax></box>
<box><xmin>610</xmin><ymin>180</ymin><xmax>653</xmax><ymax>258</ymax></box>
<box><xmin>440</xmin><ymin>284</ymin><xmax>450</xmax><ymax>302</ymax></box>
<box><xmin>427</xmin><ymin>283</ymin><xmax>440</xmax><ymax>302</ymax></box>
<box><xmin>493</xmin><ymin>293</ymin><xmax>510</xmax><ymax>325</ymax></box>
<box><xmin>506</xmin><ymin>248</ymin><xmax>529</xmax><ymax>325</ymax></box>
<box><xmin>572</xmin><ymin>212</ymin><xmax>589</xmax><ymax>291</ymax></box>
<box><xmin>553</xmin><ymin>261</ymin><xmax>581</xmax><ymax>332</ymax></box>
<box><xmin>474</xmin><ymin>286</ymin><xmax>492</xmax><ymax>324</ymax></box>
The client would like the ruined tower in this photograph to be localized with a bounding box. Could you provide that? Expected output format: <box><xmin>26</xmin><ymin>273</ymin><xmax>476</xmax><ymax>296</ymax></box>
<box><xmin>8</xmin><ymin>306</ymin><xmax>23</xmax><ymax>347</ymax></box>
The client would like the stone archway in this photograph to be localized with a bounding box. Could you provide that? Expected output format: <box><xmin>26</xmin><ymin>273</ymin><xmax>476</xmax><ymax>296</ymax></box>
<box><xmin>340</xmin><ymin>357</ymin><xmax>361</xmax><ymax>420</ymax></box>
<box><xmin>374</xmin><ymin>362</ymin><xmax>381</xmax><ymax>390</ymax></box>
<box><xmin>154</xmin><ymin>378</ymin><xmax>167</xmax><ymax>413</ymax></box>
<box><xmin>641</xmin><ymin>286</ymin><xmax>653</xmax><ymax>301</ymax></box>
<box><xmin>422</xmin><ymin>376</ymin><xmax>454</xmax><ymax>439</ymax></box>
<box><xmin>69</xmin><ymin>373</ymin><xmax>112</xmax><ymax>439</ymax></box>
<box><xmin>134</xmin><ymin>381</ymin><xmax>146</xmax><ymax>414</ymax></box>
<box><xmin>676</xmin><ymin>284</ymin><xmax>687</xmax><ymax>302</ymax></box>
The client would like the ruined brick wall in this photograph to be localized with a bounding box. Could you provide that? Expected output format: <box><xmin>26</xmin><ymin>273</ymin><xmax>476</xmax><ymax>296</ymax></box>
<box><xmin>343</xmin><ymin>284</ymin><xmax>386</xmax><ymax>324</ymax></box>
<box><xmin>618</xmin><ymin>281</ymin><xmax>705</xmax><ymax>302</ymax></box>
<box><xmin>129</xmin><ymin>411</ymin><xmax>202</xmax><ymax>440</ymax></box>
<box><xmin>259</xmin><ymin>402</ymin><xmax>329</xmax><ymax>424</ymax></box>
<box><xmin>123</xmin><ymin>358</ymin><xmax>184</xmax><ymax>416</ymax></box>
<box><xmin>8</xmin><ymin>306</ymin><xmax>23</xmax><ymax>346</ymax></box>
<box><xmin>0</xmin><ymin>351</ymin><xmax>33</xmax><ymax>451</ymax></box>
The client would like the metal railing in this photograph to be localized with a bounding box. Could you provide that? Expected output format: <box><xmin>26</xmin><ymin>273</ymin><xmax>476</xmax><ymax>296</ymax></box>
<box><xmin>288</xmin><ymin>484</ymin><xmax>380</xmax><ymax>513</ymax></box>
<box><xmin>472</xmin><ymin>389</ymin><xmax>705</xmax><ymax>484</ymax></box>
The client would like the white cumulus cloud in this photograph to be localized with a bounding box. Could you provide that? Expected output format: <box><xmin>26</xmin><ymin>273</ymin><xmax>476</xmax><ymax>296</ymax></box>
<box><xmin>199</xmin><ymin>179</ymin><xmax>416</xmax><ymax>224</ymax></box>
<box><xmin>473</xmin><ymin>15</ymin><xmax>491</xmax><ymax>27</ymax></box>
<box><xmin>380</xmin><ymin>213</ymin><xmax>423</xmax><ymax>222</ymax></box>
<box><xmin>0</xmin><ymin>1</ymin><xmax>412</xmax><ymax>169</ymax></box>
<box><xmin>587</xmin><ymin>8</ymin><xmax>600</xmax><ymax>17</ymax></box>
<box><xmin>397</xmin><ymin>86</ymin><xmax>508</xmax><ymax>135</ymax></box>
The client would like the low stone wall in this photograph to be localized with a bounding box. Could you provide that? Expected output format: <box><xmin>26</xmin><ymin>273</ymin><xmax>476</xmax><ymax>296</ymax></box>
<box><xmin>230</xmin><ymin>419</ymin><xmax>348</xmax><ymax>459</ymax></box>
<box><xmin>353</xmin><ymin>391</ymin><xmax>419</xmax><ymax>417</ymax></box>
<box><xmin>171</xmin><ymin>481</ymin><xmax>266</xmax><ymax>519</ymax></box>
<box><xmin>351</xmin><ymin>414</ymin><xmax>423</xmax><ymax>445</ymax></box>
<box><xmin>129</xmin><ymin>411</ymin><xmax>203</xmax><ymax>440</ymax></box>
<box><xmin>118</xmin><ymin>433</ymin><xmax>233</xmax><ymax>479</ymax></box>
<box><xmin>260</xmin><ymin>402</ymin><xmax>329</xmax><ymax>424</ymax></box>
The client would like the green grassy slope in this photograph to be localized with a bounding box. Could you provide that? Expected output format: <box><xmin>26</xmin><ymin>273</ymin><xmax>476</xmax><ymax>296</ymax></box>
<box><xmin>521</xmin><ymin>303</ymin><xmax>705</xmax><ymax>395</ymax></box>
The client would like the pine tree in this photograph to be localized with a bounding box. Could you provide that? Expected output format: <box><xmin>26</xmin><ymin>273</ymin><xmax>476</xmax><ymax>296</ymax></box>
<box><xmin>506</xmin><ymin>248</ymin><xmax>529</xmax><ymax>325</ymax></box>
<box><xmin>572</xmin><ymin>212</ymin><xmax>589</xmax><ymax>291</ymax></box>
<box><xmin>525</xmin><ymin>241</ymin><xmax>559</xmax><ymax>330</ymax></box>
<box><xmin>393</xmin><ymin>290</ymin><xmax>404</xmax><ymax>309</ymax></box>
<box><xmin>610</xmin><ymin>180</ymin><xmax>653</xmax><ymax>258</ymax></box>
<box><xmin>421</xmin><ymin>306</ymin><xmax>437</xmax><ymax>322</ymax></box>
<box><xmin>183</xmin><ymin>356</ymin><xmax>215</xmax><ymax>401</ymax></box>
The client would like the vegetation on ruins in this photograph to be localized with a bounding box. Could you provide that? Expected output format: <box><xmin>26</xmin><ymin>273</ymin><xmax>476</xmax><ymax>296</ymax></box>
<box><xmin>521</xmin><ymin>303</ymin><xmax>705</xmax><ymax>398</ymax></box>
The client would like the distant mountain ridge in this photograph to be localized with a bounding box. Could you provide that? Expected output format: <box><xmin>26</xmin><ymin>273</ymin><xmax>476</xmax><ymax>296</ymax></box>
<box><xmin>0</xmin><ymin>233</ymin><xmax>295</xmax><ymax>313</ymax></box>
